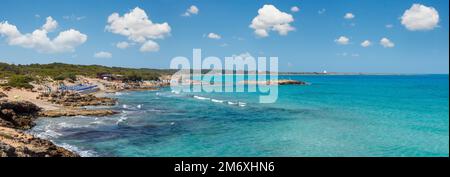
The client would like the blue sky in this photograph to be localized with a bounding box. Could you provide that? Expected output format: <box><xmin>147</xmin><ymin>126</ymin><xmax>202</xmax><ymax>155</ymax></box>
<box><xmin>0</xmin><ymin>0</ymin><xmax>448</xmax><ymax>73</ymax></box>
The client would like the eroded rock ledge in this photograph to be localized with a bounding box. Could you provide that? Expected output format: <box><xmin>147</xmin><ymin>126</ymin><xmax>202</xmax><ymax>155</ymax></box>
<box><xmin>0</xmin><ymin>100</ymin><xmax>86</xmax><ymax>157</ymax></box>
<box><xmin>0</xmin><ymin>100</ymin><xmax>41</xmax><ymax>130</ymax></box>
<box><xmin>37</xmin><ymin>92</ymin><xmax>117</xmax><ymax>107</ymax></box>
<box><xmin>0</xmin><ymin>126</ymin><xmax>78</xmax><ymax>157</ymax></box>
<box><xmin>40</xmin><ymin>109</ymin><xmax>118</xmax><ymax>117</ymax></box>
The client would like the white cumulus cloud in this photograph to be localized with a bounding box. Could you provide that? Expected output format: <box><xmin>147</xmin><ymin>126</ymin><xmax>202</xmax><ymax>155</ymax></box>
<box><xmin>401</xmin><ymin>4</ymin><xmax>439</xmax><ymax>31</ymax></box>
<box><xmin>291</xmin><ymin>6</ymin><xmax>300</xmax><ymax>13</ymax></box>
<box><xmin>94</xmin><ymin>51</ymin><xmax>112</xmax><ymax>58</ymax></box>
<box><xmin>207</xmin><ymin>33</ymin><xmax>221</xmax><ymax>39</ymax></box>
<box><xmin>344</xmin><ymin>13</ymin><xmax>355</xmax><ymax>19</ymax></box>
<box><xmin>0</xmin><ymin>17</ymin><xmax>87</xmax><ymax>53</ymax></box>
<box><xmin>335</xmin><ymin>36</ymin><xmax>350</xmax><ymax>45</ymax></box>
<box><xmin>380</xmin><ymin>37</ymin><xmax>394</xmax><ymax>48</ymax></box>
<box><xmin>250</xmin><ymin>4</ymin><xmax>295</xmax><ymax>37</ymax></box>
<box><xmin>42</xmin><ymin>17</ymin><xmax>58</xmax><ymax>32</ymax></box>
<box><xmin>361</xmin><ymin>40</ymin><xmax>371</xmax><ymax>47</ymax></box>
<box><xmin>116</xmin><ymin>41</ymin><xmax>130</xmax><ymax>49</ymax></box>
<box><xmin>140</xmin><ymin>40</ymin><xmax>159</xmax><ymax>52</ymax></box>
<box><xmin>182</xmin><ymin>5</ymin><xmax>199</xmax><ymax>16</ymax></box>
<box><xmin>106</xmin><ymin>7</ymin><xmax>171</xmax><ymax>52</ymax></box>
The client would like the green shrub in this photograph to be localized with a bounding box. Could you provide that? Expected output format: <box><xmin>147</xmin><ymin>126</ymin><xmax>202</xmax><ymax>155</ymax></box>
<box><xmin>7</xmin><ymin>75</ymin><xmax>34</xmax><ymax>89</ymax></box>
<box><xmin>123</xmin><ymin>74</ymin><xmax>143</xmax><ymax>83</ymax></box>
<box><xmin>0</xmin><ymin>62</ymin><xmax>173</xmax><ymax>82</ymax></box>
<box><xmin>53</xmin><ymin>73</ymin><xmax>77</xmax><ymax>81</ymax></box>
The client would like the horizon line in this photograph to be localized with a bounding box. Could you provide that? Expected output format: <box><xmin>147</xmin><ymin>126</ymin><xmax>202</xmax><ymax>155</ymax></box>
<box><xmin>1</xmin><ymin>61</ymin><xmax>449</xmax><ymax>75</ymax></box>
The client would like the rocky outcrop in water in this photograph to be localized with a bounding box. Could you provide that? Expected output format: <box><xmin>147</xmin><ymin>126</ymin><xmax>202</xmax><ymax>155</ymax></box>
<box><xmin>40</xmin><ymin>109</ymin><xmax>118</xmax><ymax>117</ymax></box>
<box><xmin>0</xmin><ymin>127</ymin><xmax>78</xmax><ymax>157</ymax></box>
<box><xmin>0</xmin><ymin>100</ymin><xmax>41</xmax><ymax>129</ymax></box>
<box><xmin>38</xmin><ymin>92</ymin><xmax>117</xmax><ymax>107</ymax></box>
<box><xmin>276</xmin><ymin>80</ymin><xmax>308</xmax><ymax>85</ymax></box>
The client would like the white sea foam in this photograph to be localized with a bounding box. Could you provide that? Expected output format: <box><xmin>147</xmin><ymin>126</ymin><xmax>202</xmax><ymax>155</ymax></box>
<box><xmin>57</xmin><ymin>122</ymin><xmax>76</xmax><ymax>128</ymax></box>
<box><xmin>89</xmin><ymin>117</ymin><xmax>117</xmax><ymax>126</ymax></box>
<box><xmin>193</xmin><ymin>95</ymin><xmax>210</xmax><ymax>100</ymax></box>
<box><xmin>116</xmin><ymin>116</ymin><xmax>128</xmax><ymax>125</ymax></box>
<box><xmin>34</xmin><ymin>129</ymin><xmax>62</xmax><ymax>139</ymax></box>
<box><xmin>59</xmin><ymin>143</ymin><xmax>96</xmax><ymax>157</ymax></box>
<box><xmin>89</xmin><ymin>121</ymin><xmax>104</xmax><ymax>125</ymax></box>
<box><xmin>122</xmin><ymin>104</ymin><xmax>128</xmax><ymax>109</ymax></box>
<box><xmin>83</xmin><ymin>105</ymin><xmax>114</xmax><ymax>109</ymax></box>
<box><xmin>211</xmin><ymin>99</ymin><xmax>225</xmax><ymax>103</ymax></box>
<box><xmin>238</xmin><ymin>102</ymin><xmax>247</xmax><ymax>107</ymax></box>
<box><xmin>192</xmin><ymin>95</ymin><xmax>247</xmax><ymax>107</ymax></box>
<box><xmin>29</xmin><ymin>128</ymin><xmax>96</xmax><ymax>157</ymax></box>
<box><xmin>227</xmin><ymin>101</ymin><xmax>238</xmax><ymax>105</ymax></box>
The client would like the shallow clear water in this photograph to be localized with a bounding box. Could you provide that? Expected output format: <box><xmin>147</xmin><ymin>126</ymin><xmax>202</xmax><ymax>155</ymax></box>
<box><xmin>29</xmin><ymin>75</ymin><xmax>449</xmax><ymax>157</ymax></box>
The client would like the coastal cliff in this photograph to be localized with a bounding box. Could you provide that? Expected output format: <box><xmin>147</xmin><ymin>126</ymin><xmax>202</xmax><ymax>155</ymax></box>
<box><xmin>0</xmin><ymin>100</ymin><xmax>78</xmax><ymax>157</ymax></box>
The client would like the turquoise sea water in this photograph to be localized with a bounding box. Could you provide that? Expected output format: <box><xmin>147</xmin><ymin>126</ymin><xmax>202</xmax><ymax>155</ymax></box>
<box><xmin>29</xmin><ymin>75</ymin><xmax>449</xmax><ymax>157</ymax></box>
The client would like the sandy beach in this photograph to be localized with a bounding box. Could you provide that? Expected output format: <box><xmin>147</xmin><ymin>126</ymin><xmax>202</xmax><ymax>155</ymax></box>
<box><xmin>0</xmin><ymin>88</ymin><xmax>61</xmax><ymax>110</ymax></box>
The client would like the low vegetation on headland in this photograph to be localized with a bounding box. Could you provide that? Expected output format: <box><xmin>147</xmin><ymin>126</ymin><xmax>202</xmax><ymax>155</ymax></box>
<box><xmin>0</xmin><ymin>62</ymin><xmax>176</xmax><ymax>89</ymax></box>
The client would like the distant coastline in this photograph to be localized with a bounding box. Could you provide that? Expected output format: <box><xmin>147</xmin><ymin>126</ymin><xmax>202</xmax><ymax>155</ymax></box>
<box><xmin>1</xmin><ymin>62</ymin><xmax>447</xmax><ymax>77</ymax></box>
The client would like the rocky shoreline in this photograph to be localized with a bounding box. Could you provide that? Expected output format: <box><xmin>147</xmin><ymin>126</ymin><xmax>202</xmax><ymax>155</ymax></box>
<box><xmin>40</xmin><ymin>109</ymin><xmax>118</xmax><ymax>117</ymax></box>
<box><xmin>0</xmin><ymin>100</ymin><xmax>80</xmax><ymax>157</ymax></box>
<box><xmin>37</xmin><ymin>92</ymin><xmax>117</xmax><ymax>107</ymax></box>
<box><xmin>0</xmin><ymin>126</ymin><xmax>79</xmax><ymax>157</ymax></box>
<box><xmin>0</xmin><ymin>93</ymin><xmax>119</xmax><ymax>157</ymax></box>
<box><xmin>0</xmin><ymin>100</ymin><xmax>41</xmax><ymax>130</ymax></box>
<box><xmin>0</xmin><ymin>82</ymin><xmax>166</xmax><ymax>157</ymax></box>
